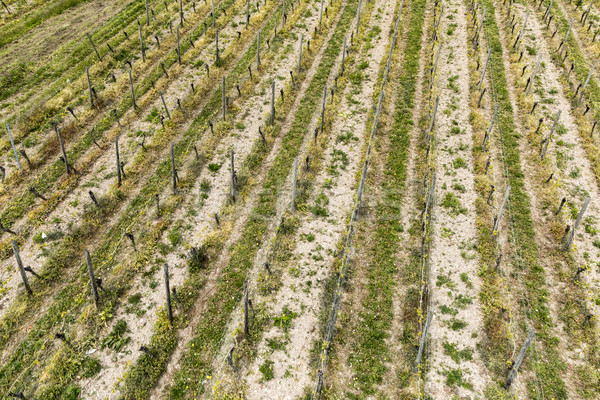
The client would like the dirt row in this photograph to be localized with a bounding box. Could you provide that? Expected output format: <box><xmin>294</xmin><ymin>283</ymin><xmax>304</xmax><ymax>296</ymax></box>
<box><xmin>201</xmin><ymin>0</ymin><xmax>401</xmax><ymax>398</ymax></box>
<box><xmin>79</xmin><ymin>1</ymin><xmax>326</xmax><ymax>397</ymax></box>
<box><xmin>424</xmin><ymin>0</ymin><xmax>490</xmax><ymax>396</ymax></box>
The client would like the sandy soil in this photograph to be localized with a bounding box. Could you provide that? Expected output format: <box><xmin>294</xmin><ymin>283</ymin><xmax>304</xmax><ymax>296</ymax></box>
<box><xmin>77</xmin><ymin>1</ymin><xmax>327</xmax><ymax>398</ymax></box>
<box><xmin>425</xmin><ymin>0</ymin><xmax>490</xmax><ymax>397</ymax></box>
<box><xmin>79</xmin><ymin>6</ymin><xmax>316</xmax><ymax>400</ymax></box>
<box><xmin>234</xmin><ymin>1</ymin><xmax>398</xmax><ymax>398</ymax></box>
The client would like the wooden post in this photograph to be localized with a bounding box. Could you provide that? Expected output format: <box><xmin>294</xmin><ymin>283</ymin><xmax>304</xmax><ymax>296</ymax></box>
<box><xmin>514</xmin><ymin>12</ymin><xmax>529</xmax><ymax>51</ymax></box>
<box><xmin>89</xmin><ymin>190</ymin><xmax>99</xmax><ymax>207</ymax></box>
<box><xmin>430</xmin><ymin>43</ymin><xmax>442</xmax><ymax>89</ymax></box>
<box><xmin>319</xmin><ymin>0</ymin><xmax>324</xmax><ymax>32</ymax></box>
<box><xmin>145</xmin><ymin>0</ymin><xmax>150</xmax><ymax>25</ymax></box>
<box><xmin>179</xmin><ymin>0</ymin><xmax>184</xmax><ymax>26</ymax></box>
<box><xmin>5</xmin><ymin>123</ymin><xmax>21</xmax><ymax>171</ymax></box>
<box><xmin>320</xmin><ymin>85</ymin><xmax>327</xmax><ymax>133</ymax></box>
<box><xmin>115</xmin><ymin>137</ymin><xmax>121</xmax><ymax>187</ymax></box>
<box><xmin>212</xmin><ymin>0</ymin><xmax>215</xmax><ymax>28</ymax></box>
<box><xmin>257</xmin><ymin>30</ymin><xmax>261</xmax><ymax>68</ymax></box>
<box><xmin>564</xmin><ymin>197</ymin><xmax>590</xmax><ymax>250</ymax></box>
<box><xmin>129</xmin><ymin>69</ymin><xmax>137</xmax><ymax>109</ymax></box>
<box><xmin>298</xmin><ymin>33</ymin><xmax>303</xmax><ymax>72</ymax></box>
<box><xmin>428</xmin><ymin>96</ymin><xmax>439</xmax><ymax>134</ymax></box>
<box><xmin>56</xmin><ymin>127</ymin><xmax>70</xmax><ymax>175</ymax></box>
<box><xmin>243</xmin><ymin>280</ymin><xmax>249</xmax><ymax>336</ymax></box>
<box><xmin>86</xmin><ymin>67</ymin><xmax>94</xmax><ymax>107</ymax></box>
<box><xmin>86</xmin><ymin>33</ymin><xmax>102</xmax><ymax>61</ymax></box>
<box><xmin>582</xmin><ymin>0</ymin><xmax>593</xmax><ymax>25</ymax></box>
<box><xmin>543</xmin><ymin>0</ymin><xmax>554</xmax><ymax>21</ymax></box>
<box><xmin>177</xmin><ymin>27</ymin><xmax>181</xmax><ymax>64</ymax></box>
<box><xmin>415</xmin><ymin>312</ymin><xmax>432</xmax><ymax>370</ymax></box>
<box><xmin>139</xmin><ymin>24</ymin><xmax>145</xmax><ymax>62</ymax></box>
<box><xmin>558</xmin><ymin>18</ymin><xmax>573</xmax><ymax>56</ymax></box>
<box><xmin>341</xmin><ymin>37</ymin><xmax>347</xmax><ymax>75</ymax></box>
<box><xmin>164</xmin><ymin>264</ymin><xmax>173</xmax><ymax>324</ymax></box>
<box><xmin>222</xmin><ymin>76</ymin><xmax>226</xmax><ymax>120</ymax></box>
<box><xmin>487</xmin><ymin>104</ymin><xmax>499</xmax><ymax>135</ymax></box>
<box><xmin>85</xmin><ymin>250</ymin><xmax>99</xmax><ymax>306</ymax></box>
<box><xmin>579</xmin><ymin>58</ymin><xmax>599</xmax><ymax>103</ymax></box>
<box><xmin>525</xmin><ymin>54</ymin><xmax>542</xmax><ymax>97</ymax></box>
<box><xmin>291</xmin><ymin>158</ymin><xmax>298</xmax><ymax>211</ymax></box>
<box><xmin>270</xmin><ymin>81</ymin><xmax>275</xmax><ymax>125</ymax></box>
<box><xmin>246</xmin><ymin>0</ymin><xmax>250</xmax><ymax>28</ymax></box>
<box><xmin>230</xmin><ymin>149</ymin><xmax>236</xmax><ymax>201</ymax></box>
<box><xmin>171</xmin><ymin>143</ymin><xmax>177</xmax><ymax>194</ymax></box>
<box><xmin>356</xmin><ymin>0</ymin><xmax>361</xmax><ymax>35</ymax></box>
<box><xmin>505</xmin><ymin>330</ymin><xmax>535</xmax><ymax>388</ymax></box>
<box><xmin>160</xmin><ymin>91</ymin><xmax>171</xmax><ymax>119</ymax></box>
<box><xmin>540</xmin><ymin>110</ymin><xmax>561</xmax><ymax>160</ymax></box>
<box><xmin>473</xmin><ymin>7</ymin><xmax>486</xmax><ymax>47</ymax></box>
<box><xmin>478</xmin><ymin>48</ymin><xmax>491</xmax><ymax>90</ymax></box>
<box><xmin>282</xmin><ymin>0</ymin><xmax>285</xmax><ymax>28</ymax></box>
<box><xmin>556</xmin><ymin>197</ymin><xmax>566</xmax><ymax>214</ymax></box>
<box><xmin>1</xmin><ymin>0</ymin><xmax>10</xmax><ymax>14</ymax></box>
<box><xmin>12</xmin><ymin>240</ymin><xmax>32</xmax><ymax>295</ymax></box>
<box><xmin>493</xmin><ymin>185</ymin><xmax>511</xmax><ymax>233</ymax></box>
<box><xmin>216</xmin><ymin>28</ymin><xmax>220</xmax><ymax>64</ymax></box>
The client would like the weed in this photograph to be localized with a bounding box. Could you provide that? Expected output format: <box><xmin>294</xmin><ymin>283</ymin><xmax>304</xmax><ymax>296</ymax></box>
<box><xmin>167</xmin><ymin>229</ymin><xmax>182</xmax><ymax>247</ymax></box>
<box><xmin>584</xmin><ymin>216</ymin><xmax>598</xmax><ymax>235</ymax></box>
<box><xmin>266</xmin><ymin>337</ymin><xmax>287</xmax><ymax>351</ymax></box>
<box><xmin>453</xmin><ymin>183</ymin><xmax>466</xmax><ymax>193</ymax></box>
<box><xmin>259</xmin><ymin>359</ymin><xmax>275</xmax><ymax>381</ymax></box>
<box><xmin>188</xmin><ymin>245</ymin><xmax>209</xmax><ymax>273</ymax></box>
<box><xmin>450</xmin><ymin>126</ymin><xmax>462</xmax><ymax>135</ymax></box>
<box><xmin>452</xmin><ymin>157</ymin><xmax>467</xmax><ymax>169</ymax></box>
<box><xmin>311</xmin><ymin>193</ymin><xmax>329</xmax><ymax>217</ymax></box>
<box><xmin>443</xmin><ymin>341</ymin><xmax>474</xmax><ymax>363</ymax></box>
<box><xmin>449</xmin><ymin>318</ymin><xmax>468</xmax><ymax>331</ymax></box>
<box><xmin>569</xmin><ymin>166</ymin><xmax>581</xmax><ymax>178</ymax></box>
<box><xmin>301</xmin><ymin>232</ymin><xmax>315</xmax><ymax>242</ymax></box>
<box><xmin>447</xmin><ymin>23</ymin><xmax>458</xmax><ymax>36</ymax></box>
<box><xmin>328</xmin><ymin>148</ymin><xmax>349</xmax><ymax>175</ymax></box>
<box><xmin>336</xmin><ymin>130</ymin><xmax>358</xmax><ymax>145</ymax></box>
<box><xmin>101</xmin><ymin>320</ymin><xmax>131</xmax><ymax>352</ymax></box>
<box><xmin>436</xmin><ymin>273</ymin><xmax>455</xmax><ymax>289</ymax></box>
<box><xmin>208</xmin><ymin>162</ymin><xmax>222</xmax><ymax>173</ymax></box>
<box><xmin>454</xmin><ymin>294</ymin><xmax>472</xmax><ymax>309</ymax></box>
<box><xmin>442</xmin><ymin>227</ymin><xmax>454</xmax><ymax>237</ymax></box>
<box><xmin>445</xmin><ymin>367</ymin><xmax>473</xmax><ymax>389</ymax></box>
<box><xmin>440</xmin><ymin>305</ymin><xmax>458</xmax><ymax>316</ymax></box>
<box><xmin>448</xmin><ymin>74</ymin><xmax>459</xmax><ymax>92</ymax></box>
<box><xmin>441</xmin><ymin>192</ymin><xmax>467</xmax><ymax>215</ymax></box>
